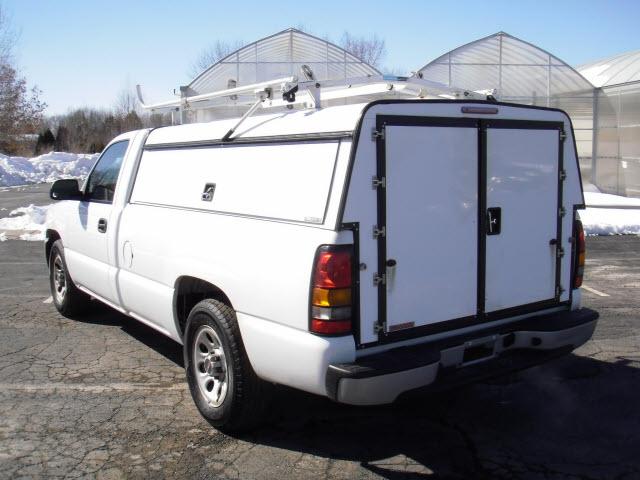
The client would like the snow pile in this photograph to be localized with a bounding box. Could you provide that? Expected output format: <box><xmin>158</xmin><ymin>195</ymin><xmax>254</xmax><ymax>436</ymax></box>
<box><xmin>582</xmin><ymin>191</ymin><xmax>640</xmax><ymax>235</ymax></box>
<box><xmin>0</xmin><ymin>152</ymin><xmax>98</xmax><ymax>187</ymax></box>
<box><xmin>0</xmin><ymin>204</ymin><xmax>50</xmax><ymax>241</ymax></box>
<box><xmin>581</xmin><ymin>208</ymin><xmax>640</xmax><ymax>235</ymax></box>
<box><xmin>584</xmin><ymin>191</ymin><xmax>640</xmax><ymax>209</ymax></box>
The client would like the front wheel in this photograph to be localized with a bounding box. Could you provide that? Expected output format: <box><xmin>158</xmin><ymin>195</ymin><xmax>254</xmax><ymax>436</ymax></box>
<box><xmin>184</xmin><ymin>299</ymin><xmax>270</xmax><ymax>432</ymax></box>
<box><xmin>49</xmin><ymin>240</ymin><xmax>92</xmax><ymax>317</ymax></box>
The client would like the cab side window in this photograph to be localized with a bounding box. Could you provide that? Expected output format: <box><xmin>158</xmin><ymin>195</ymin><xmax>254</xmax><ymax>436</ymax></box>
<box><xmin>85</xmin><ymin>141</ymin><xmax>129</xmax><ymax>203</ymax></box>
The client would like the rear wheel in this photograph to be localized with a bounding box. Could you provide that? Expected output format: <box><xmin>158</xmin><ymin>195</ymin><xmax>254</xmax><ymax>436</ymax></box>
<box><xmin>184</xmin><ymin>299</ymin><xmax>270</xmax><ymax>432</ymax></box>
<box><xmin>49</xmin><ymin>240</ymin><xmax>91</xmax><ymax>317</ymax></box>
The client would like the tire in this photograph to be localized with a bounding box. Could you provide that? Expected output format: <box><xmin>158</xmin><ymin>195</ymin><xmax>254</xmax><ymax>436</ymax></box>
<box><xmin>184</xmin><ymin>299</ymin><xmax>270</xmax><ymax>432</ymax></box>
<box><xmin>49</xmin><ymin>240</ymin><xmax>92</xmax><ymax>317</ymax></box>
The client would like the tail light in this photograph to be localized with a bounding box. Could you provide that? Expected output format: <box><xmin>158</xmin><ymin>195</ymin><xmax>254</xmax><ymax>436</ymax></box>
<box><xmin>310</xmin><ymin>245</ymin><xmax>353</xmax><ymax>335</ymax></box>
<box><xmin>573</xmin><ymin>219</ymin><xmax>585</xmax><ymax>288</ymax></box>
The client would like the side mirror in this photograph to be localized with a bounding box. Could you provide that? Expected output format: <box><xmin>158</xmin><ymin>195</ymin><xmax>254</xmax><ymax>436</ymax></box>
<box><xmin>50</xmin><ymin>179</ymin><xmax>82</xmax><ymax>201</ymax></box>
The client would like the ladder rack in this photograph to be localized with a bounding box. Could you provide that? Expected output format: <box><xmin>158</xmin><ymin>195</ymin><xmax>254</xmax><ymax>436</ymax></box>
<box><xmin>136</xmin><ymin>72</ymin><xmax>492</xmax><ymax>128</ymax></box>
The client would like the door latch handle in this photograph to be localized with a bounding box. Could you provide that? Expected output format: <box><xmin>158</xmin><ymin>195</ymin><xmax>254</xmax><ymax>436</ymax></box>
<box><xmin>201</xmin><ymin>183</ymin><xmax>216</xmax><ymax>202</ymax></box>
<box><xmin>486</xmin><ymin>207</ymin><xmax>501</xmax><ymax>235</ymax></box>
<box><xmin>97</xmin><ymin>218</ymin><xmax>107</xmax><ymax>233</ymax></box>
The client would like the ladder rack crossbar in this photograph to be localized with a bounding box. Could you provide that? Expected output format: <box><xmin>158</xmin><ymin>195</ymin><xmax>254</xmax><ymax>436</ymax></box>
<box><xmin>136</xmin><ymin>75</ymin><xmax>489</xmax><ymax>118</ymax></box>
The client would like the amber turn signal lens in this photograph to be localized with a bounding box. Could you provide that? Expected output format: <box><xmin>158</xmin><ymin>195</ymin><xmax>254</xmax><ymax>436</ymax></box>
<box><xmin>312</xmin><ymin>287</ymin><xmax>352</xmax><ymax>307</ymax></box>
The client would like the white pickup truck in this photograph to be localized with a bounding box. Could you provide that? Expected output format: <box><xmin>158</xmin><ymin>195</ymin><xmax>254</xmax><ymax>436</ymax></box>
<box><xmin>46</xmin><ymin>99</ymin><xmax>598</xmax><ymax>431</ymax></box>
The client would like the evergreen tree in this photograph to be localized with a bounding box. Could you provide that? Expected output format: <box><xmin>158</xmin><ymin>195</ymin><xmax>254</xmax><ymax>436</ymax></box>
<box><xmin>35</xmin><ymin>128</ymin><xmax>55</xmax><ymax>154</ymax></box>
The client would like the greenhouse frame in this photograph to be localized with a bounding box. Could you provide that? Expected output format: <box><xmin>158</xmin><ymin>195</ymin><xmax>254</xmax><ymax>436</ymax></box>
<box><xmin>414</xmin><ymin>32</ymin><xmax>639</xmax><ymax>197</ymax></box>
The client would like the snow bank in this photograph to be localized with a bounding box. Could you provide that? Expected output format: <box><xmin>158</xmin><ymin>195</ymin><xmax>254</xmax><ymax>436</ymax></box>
<box><xmin>581</xmin><ymin>208</ymin><xmax>640</xmax><ymax>236</ymax></box>
<box><xmin>581</xmin><ymin>191</ymin><xmax>640</xmax><ymax>235</ymax></box>
<box><xmin>0</xmin><ymin>204</ymin><xmax>50</xmax><ymax>241</ymax></box>
<box><xmin>584</xmin><ymin>191</ymin><xmax>640</xmax><ymax>208</ymax></box>
<box><xmin>0</xmin><ymin>151</ymin><xmax>98</xmax><ymax>187</ymax></box>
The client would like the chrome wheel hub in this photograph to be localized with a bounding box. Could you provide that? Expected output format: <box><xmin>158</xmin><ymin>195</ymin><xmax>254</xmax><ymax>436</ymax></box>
<box><xmin>193</xmin><ymin>325</ymin><xmax>228</xmax><ymax>407</ymax></box>
<box><xmin>52</xmin><ymin>255</ymin><xmax>67</xmax><ymax>303</ymax></box>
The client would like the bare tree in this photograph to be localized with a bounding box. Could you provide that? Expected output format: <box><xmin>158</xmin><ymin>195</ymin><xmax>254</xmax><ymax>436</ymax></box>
<box><xmin>189</xmin><ymin>40</ymin><xmax>244</xmax><ymax>78</ymax></box>
<box><xmin>340</xmin><ymin>32</ymin><xmax>386</xmax><ymax>69</ymax></box>
<box><xmin>114</xmin><ymin>85</ymin><xmax>138</xmax><ymax>117</ymax></box>
<box><xmin>0</xmin><ymin>63</ymin><xmax>46</xmax><ymax>154</ymax></box>
<box><xmin>0</xmin><ymin>5</ymin><xmax>46</xmax><ymax>155</ymax></box>
<box><xmin>0</xmin><ymin>4</ymin><xmax>17</xmax><ymax>65</ymax></box>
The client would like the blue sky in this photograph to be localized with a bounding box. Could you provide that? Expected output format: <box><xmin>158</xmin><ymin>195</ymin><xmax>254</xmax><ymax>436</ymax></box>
<box><xmin>4</xmin><ymin>0</ymin><xmax>640</xmax><ymax>115</ymax></box>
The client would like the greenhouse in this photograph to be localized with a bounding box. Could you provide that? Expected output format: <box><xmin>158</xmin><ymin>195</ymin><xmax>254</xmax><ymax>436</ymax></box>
<box><xmin>579</xmin><ymin>50</ymin><xmax>640</xmax><ymax>197</ymax></box>
<box><xmin>184</xmin><ymin>28</ymin><xmax>380</xmax><ymax>122</ymax></box>
<box><xmin>415</xmin><ymin>32</ymin><xmax>640</xmax><ymax>197</ymax></box>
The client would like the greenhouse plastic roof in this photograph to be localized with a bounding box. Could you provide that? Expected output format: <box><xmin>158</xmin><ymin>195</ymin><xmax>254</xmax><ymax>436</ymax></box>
<box><xmin>578</xmin><ymin>49</ymin><xmax>640</xmax><ymax>88</ymax></box>
<box><xmin>413</xmin><ymin>32</ymin><xmax>594</xmax><ymax>98</ymax></box>
<box><xmin>188</xmin><ymin>28</ymin><xmax>380</xmax><ymax>95</ymax></box>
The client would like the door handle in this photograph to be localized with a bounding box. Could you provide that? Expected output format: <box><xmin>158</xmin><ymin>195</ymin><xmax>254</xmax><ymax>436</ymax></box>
<box><xmin>97</xmin><ymin>218</ymin><xmax>107</xmax><ymax>233</ymax></box>
<box><xmin>487</xmin><ymin>207</ymin><xmax>501</xmax><ymax>235</ymax></box>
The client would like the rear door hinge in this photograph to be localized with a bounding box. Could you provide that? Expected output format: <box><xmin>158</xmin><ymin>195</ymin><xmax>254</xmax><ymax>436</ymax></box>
<box><xmin>372</xmin><ymin>176</ymin><xmax>386</xmax><ymax>189</ymax></box>
<box><xmin>373</xmin><ymin>225</ymin><xmax>386</xmax><ymax>239</ymax></box>
<box><xmin>372</xmin><ymin>126</ymin><xmax>385</xmax><ymax>141</ymax></box>
<box><xmin>560</xmin><ymin>130</ymin><xmax>567</xmax><ymax>142</ymax></box>
<box><xmin>556</xmin><ymin>246</ymin><xmax>565</xmax><ymax>258</ymax></box>
<box><xmin>374</xmin><ymin>322</ymin><xmax>386</xmax><ymax>334</ymax></box>
<box><xmin>559</xmin><ymin>169</ymin><xmax>567</xmax><ymax>181</ymax></box>
<box><xmin>373</xmin><ymin>273</ymin><xmax>386</xmax><ymax>286</ymax></box>
<box><xmin>559</xmin><ymin>206</ymin><xmax>566</xmax><ymax>217</ymax></box>
<box><xmin>556</xmin><ymin>285</ymin><xmax>565</xmax><ymax>297</ymax></box>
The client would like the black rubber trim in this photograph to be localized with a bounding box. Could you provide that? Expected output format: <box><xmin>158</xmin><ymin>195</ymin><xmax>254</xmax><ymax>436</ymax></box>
<box><xmin>340</xmin><ymin>222</ymin><xmax>361</xmax><ymax>343</ymax></box>
<box><xmin>477</xmin><ymin>122</ymin><xmax>487</xmax><ymax>318</ymax></box>
<box><xmin>365</xmin><ymin>114</ymin><xmax>567</xmax><ymax>348</ymax></box>
<box><xmin>326</xmin><ymin>307</ymin><xmax>598</xmax><ymax>400</ymax></box>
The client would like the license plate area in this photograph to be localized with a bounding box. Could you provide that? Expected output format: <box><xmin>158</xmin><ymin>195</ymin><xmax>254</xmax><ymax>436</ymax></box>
<box><xmin>463</xmin><ymin>343</ymin><xmax>494</xmax><ymax>363</ymax></box>
<box><xmin>461</xmin><ymin>335</ymin><xmax>498</xmax><ymax>367</ymax></box>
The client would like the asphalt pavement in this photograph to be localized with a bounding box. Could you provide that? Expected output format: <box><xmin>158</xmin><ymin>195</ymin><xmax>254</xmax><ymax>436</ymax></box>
<box><xmin>0</xmin><ymin>188</ymin><xmax>639</xmax><ymax>479</ymax></box>
<box><xmin>0</xmin><ymin>183</ymin><xmax>52</xmax><ymax>220</ymax></box>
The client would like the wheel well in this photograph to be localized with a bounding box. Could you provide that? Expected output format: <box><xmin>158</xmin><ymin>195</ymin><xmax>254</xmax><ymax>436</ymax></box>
<box><xmin>174</xmin><ymin>276</ymin><xmax>233</xmax><ymax>339</ymax></box>
<box><xmin>45</xmin><ymin>230</ymin><xmax>61</xmax><ymax>266</ymax></box>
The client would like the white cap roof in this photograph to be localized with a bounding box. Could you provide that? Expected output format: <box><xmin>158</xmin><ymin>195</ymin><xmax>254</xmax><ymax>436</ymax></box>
<box><xmin>146</xmin><ymin>103</ymin><xmax>367</xmax><ymax>146</ymax></box>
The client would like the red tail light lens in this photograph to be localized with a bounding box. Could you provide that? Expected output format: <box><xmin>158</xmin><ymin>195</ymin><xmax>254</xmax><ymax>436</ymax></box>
<box><xmin>310</xmin><ymin>245</ymin><xmax>353</xmax><ymax>336</ymax></box>
<box><xmin>574</xmin><ymin>219</ymin><xmax>585</xmax><ymax>288</ymax></box>
<box><xmin>311</xmin><ymin>319</ymin><xmax>352</xmax><ymax>335</ymax></box>
<box><xmin>313</xmin><ymin>248</ymin><xmax>352</xmax><ymax>289</ymax></box>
